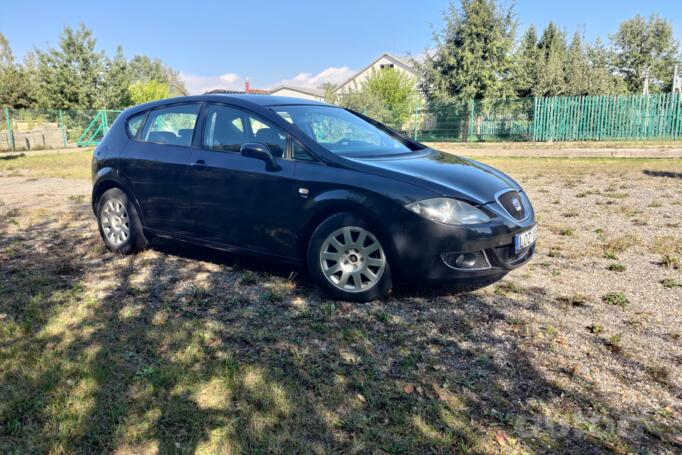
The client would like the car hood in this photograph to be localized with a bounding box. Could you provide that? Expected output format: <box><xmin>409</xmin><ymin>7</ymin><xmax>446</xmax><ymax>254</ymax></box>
<box><xmin>344</xmin><ymin>149</ymin><xmax>520</xmax><ymax>204</ymax></box>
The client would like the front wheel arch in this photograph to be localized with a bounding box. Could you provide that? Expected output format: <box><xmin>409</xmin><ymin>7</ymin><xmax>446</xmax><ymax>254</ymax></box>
<box><xmin>306</xmin><ymin>211</ymin><xmax>393</xmax><ymax>301</ymax></box>
<box><xmin>297</xmin><ymin>201</ymin><xmax>399</xmax><ymax>275</ymax></box>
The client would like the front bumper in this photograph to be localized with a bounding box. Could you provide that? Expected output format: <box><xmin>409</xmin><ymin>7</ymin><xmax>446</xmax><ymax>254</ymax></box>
<box><xmin>387</xmin><ymin>197</ymin><xmax>536</xmax><ymax>283</ymax></box>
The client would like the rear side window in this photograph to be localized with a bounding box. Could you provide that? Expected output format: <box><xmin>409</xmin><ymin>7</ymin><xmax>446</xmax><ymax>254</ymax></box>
<box><xmin>126</xmin><ymin>112</ymin><xmax>146</xmax><ymax>138</ymax></box>
<box><xmin>141</xmin><ymin>104</ymin><xmax>200</xmax><ymax>147</ymax></box>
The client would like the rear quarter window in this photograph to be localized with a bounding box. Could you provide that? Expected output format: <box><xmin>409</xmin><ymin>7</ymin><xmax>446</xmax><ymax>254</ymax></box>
<box><xmin>126</xmin><ymin>112</ymin><xmax>146</xmax><ymax>138</ymax></box>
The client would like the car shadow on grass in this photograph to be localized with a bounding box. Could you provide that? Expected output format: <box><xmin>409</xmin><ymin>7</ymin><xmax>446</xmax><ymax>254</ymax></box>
<box><xmin>0</xmin><ymin>206</ymin><xmax>678</xmax><ymax>453</ymax></box>
<box><xmin>643</xmin><ymin>169</ymin><xmax>682</xmax><ymax>179</ymax></box>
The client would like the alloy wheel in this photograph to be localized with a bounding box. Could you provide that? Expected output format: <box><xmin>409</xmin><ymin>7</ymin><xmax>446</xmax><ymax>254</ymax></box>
<box><xmin>100</xmin><ymin>198</ymin><xmax>130</xmax><ymax>246</ymax></box>
<box><xmin>319</xmin><ymin>226</ymin><xmax>386</xmax><ymax>293</ymax></box>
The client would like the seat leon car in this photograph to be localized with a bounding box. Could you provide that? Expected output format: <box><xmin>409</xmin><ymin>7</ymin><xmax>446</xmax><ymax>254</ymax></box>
<box><xmin>91</xmin><ymin>94</ymin><xmax>537</xmax><ymax>301</ymax></box>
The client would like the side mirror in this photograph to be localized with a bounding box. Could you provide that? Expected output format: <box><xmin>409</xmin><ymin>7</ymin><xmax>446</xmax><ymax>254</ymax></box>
<box><xmin>240</xmin><ymin>142</ymin><xmax>281</xmax><ymax>172</ymax></box>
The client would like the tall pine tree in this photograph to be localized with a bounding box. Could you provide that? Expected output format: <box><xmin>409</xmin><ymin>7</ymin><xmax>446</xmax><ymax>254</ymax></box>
<box><xmin>513</xmin><ymin>25</ymin><xmax>540</xmax><ymax>97</ymax></box>
<box><xmin>419</xmin><ymin>0</ymin><xmax>516</xmax><ymax>102</ymax></box>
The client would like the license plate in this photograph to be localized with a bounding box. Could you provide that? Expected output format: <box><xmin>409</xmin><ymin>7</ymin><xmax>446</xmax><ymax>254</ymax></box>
<box><xmin>514</xmin><ymin>225</ymin><xmax>538</xmax><ymax>253</ymax></box>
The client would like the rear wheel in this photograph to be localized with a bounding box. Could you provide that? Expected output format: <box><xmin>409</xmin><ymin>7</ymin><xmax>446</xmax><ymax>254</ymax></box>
<box><xmin>307</xmin><ymin>213</ymin><xmax>392</xmax><ymax>301</ymax></box>
<box><xmin>97</xmin><ymin>188</ymin><xmax>148</xmax><ymax>254</ymax></box>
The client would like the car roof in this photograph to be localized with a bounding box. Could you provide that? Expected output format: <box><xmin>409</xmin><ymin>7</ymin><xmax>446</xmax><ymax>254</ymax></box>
<box><xmin>214</xmin><ymin>94</ymin><xmax>330</xmax><ymax>107</ymax></box>
<box><xmin>124</xmin><ymin>94</ymin><xmax>331</xmax><ymax>116</ymax></box>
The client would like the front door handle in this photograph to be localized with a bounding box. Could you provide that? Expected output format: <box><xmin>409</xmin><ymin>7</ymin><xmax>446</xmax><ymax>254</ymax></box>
<box><xmin>191</xmin><ymin>159</ymin><xmax>206</xmax><ymax>168</ymax></box>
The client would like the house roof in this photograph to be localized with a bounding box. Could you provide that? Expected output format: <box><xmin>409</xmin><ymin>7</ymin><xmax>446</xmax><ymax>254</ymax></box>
<box><xmin>204</xmin><ymin>88</ymin><xmax>269</xmax><ymax>95</ymax></box>
<box><xmin>332</xmin><ymin>52</ymin><xmax>418</xmax><ymax>93</ymax></box>
<box><xmin>269</xmin><ymin>85</ymin><xmax>325</xmax><ymax>98</ymax></box>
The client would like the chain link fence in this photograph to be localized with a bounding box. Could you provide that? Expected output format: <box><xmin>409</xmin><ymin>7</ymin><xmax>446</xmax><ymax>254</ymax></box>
<box><xmin>2</xmin><ymin>94</ymin><xmax>681</xmax><ymax>152</ymax></box>
<box><xmin>1</xmin><ymin>108</ymin><xmax>121</xmax><ymax>152</ymax></box>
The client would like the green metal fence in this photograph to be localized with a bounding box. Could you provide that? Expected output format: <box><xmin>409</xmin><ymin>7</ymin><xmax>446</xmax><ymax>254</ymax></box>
<box><xmin>2</xmin><ymin>94</ymin><xmax>681</xmax><ymax>151</ymax></box>
<box><xmin>533</xmin><ymin>93</ymin><xmax>682</xmax><ymax>141</ymax></box>
<box><xmin>1</xmin><ymin>109</ymin><xmax>121</xmax><ymax>152</ymax></box>
<box><xmin>411</xmin><ymin>98</ymin><xmax>534</xmax><ymax>142</ymax></box>
<box><xmin>413</xmin><ymin>93</ymin><xmax>682</xmax><ymax>143</ymax></box>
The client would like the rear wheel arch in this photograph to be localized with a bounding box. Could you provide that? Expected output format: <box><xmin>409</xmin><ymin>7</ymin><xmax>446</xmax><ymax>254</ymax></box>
<box><xmin>92</xmin><ymin>179</ymin><xmax>144</xmax><ymax>225</ymax></box>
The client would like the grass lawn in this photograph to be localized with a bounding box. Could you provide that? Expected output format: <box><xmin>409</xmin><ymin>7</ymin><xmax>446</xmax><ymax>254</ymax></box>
<box><xmin>1</xmin><ymin>152</ymin><xmax>681</xmax><ymax>453</ymax></box>
<box><xmin>0</xmin><ymin>149</ymin><xmax>93</xmax><ymax>180</ymax></box>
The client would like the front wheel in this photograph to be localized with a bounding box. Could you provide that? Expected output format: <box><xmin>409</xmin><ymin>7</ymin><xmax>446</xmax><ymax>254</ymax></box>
<box><xmin>307</xmin><ymin>213</ymin><xmax>392</xmax><ymax>302</ymax></box>
<box><xmin>97</xmin><ymin>188</ymin><xmax>148</xmax><ymax>254</ymax></box>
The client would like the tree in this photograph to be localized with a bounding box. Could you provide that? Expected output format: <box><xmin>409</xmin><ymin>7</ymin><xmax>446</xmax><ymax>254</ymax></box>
<box><xmin>364</xmin><ymin>68</ymin><xmax>418</xmax><ymax>127</ymax></box>
<box><xmin>320</xmin><ymin>82</ymin><xmax>338</xmax><ymax>104</ymax></box>
<box><xmin>128</xmin><ymin>79</ymin><xmax>170</xmax><ymax>104</ymax></box>
<box><xmin>336</xmin><ymin>68</ymin><xmax>418</xmax><ymax>128</ymax></box>
<box><xmin>336</xmin><ymin>85</ymin><xmax>390</xmax><ymax>126</ymax></box>
<box><xmin>513</xmin><ymin>25</ymin><xmax>541</xmax><ymax>97</ymax></box>
<box><xmin>534</xmin><ymin>22</ymin><xmax>568</xmax><ymax>96</ymax></box>
<box><xmin>103</xmin><ymin>46</ymin><xmax>132</xmax><ymax>108</ymax></box>
<box><xmin>420</xmin><ymin>0</ymin><xmax>517</xmax><ymax>103</ymax></box>
<box><xmin>610</xmin><ymin>14</ymin><xmax>680</xmax><ymax>93</ymax></box>
<box><xmin>0</xmin><ymin>33</ymin><xmax>35</xmax><ymax>108</ymax></box>
<box><xmin>34</xmin><ymin>24</ymin><xmax>106</xmax><ymax>109</ymax></box>
<box><xmin>563</xmin><ymin>32</ymin><xmax>591</xmax><ymax>95</ymax></box>
<box><xmin>585</xmin><ymin>38</ymin><xmax>625</xmax><ymax>95</ymax></box>
<box><xmin>128</xmin><ymin>55</ymin><xmax>187</xmax><ymax>97</ymax></box>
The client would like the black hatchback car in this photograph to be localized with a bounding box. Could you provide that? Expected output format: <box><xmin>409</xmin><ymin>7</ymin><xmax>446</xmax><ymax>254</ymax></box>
<box><xmin>92</xmin><ymin>94</ymin><xmax>536</xmax><ymax>301</ymax></box>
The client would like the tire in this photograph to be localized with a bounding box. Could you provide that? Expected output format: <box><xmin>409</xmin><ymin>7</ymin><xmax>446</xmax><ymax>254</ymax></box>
<box><xmin>307</xmin><ymin>212</ymin><xmax>392</xmax><ymax>302</ymax></box>
<box><xmin>96</xmin><ymin>187</ymin><xmax>148</xmax><ymax>254</ymax></box>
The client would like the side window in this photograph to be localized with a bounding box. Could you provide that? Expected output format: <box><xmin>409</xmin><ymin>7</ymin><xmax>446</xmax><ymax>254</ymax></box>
<box><xmin>126</xmin><ymin>112</ymin><xmax>146</xmax><ymax>138</ymax></box>
<box><xmin>203</xmin><ymin>105</ymin><xmax>247</xmax><ymax>153</ymax></box>
<box><xmin>203</xmin><ymin>104</ymin><xmax>288</xmax><ymax>158</ymax></box>
<box><xmin>141</xmin><ymin>104</ymin><xmax>200</xmax><ymax>147</ymax></box>
<box><xmin>292</xmin><ymin>139</ymin><xmax>316</xmax><ymax>161</ymax></box>
<box><xmin>248</xmin><ymin>116</ymin><xmax>287</xmax><ymax>158</ymax></box>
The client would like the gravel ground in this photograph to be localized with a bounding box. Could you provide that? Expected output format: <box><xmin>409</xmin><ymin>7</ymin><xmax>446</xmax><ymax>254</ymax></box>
<box><xmin>0</xmin><ymin>157</ymin><xmax>681</xmax><ymax>454</ymax></box>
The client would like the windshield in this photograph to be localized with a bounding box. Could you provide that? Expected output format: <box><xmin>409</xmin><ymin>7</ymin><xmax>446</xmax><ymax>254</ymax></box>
<box><xmin>272</xmin><ymin>105</ymin><xmax>419</xmax><ymax>157</ymax></box>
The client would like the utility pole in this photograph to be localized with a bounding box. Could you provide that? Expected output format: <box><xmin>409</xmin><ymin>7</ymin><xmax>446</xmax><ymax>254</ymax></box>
<box><xmin>642</xmin><ymin>67</ymin><xmax>650</xmax><ymax>95</ymax></box>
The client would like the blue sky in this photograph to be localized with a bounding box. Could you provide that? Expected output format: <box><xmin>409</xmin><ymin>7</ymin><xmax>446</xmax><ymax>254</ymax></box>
<box><xmin>1</xmin><ymin>0</ymin><xmax>681</xmax><ymax>94</ymax></box>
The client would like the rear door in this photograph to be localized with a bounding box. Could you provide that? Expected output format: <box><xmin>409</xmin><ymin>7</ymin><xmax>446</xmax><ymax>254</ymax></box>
<box><xmin>188</xmin><ymin>103</ymin><xmax>305</xmax><ymax>257</ymax></box>
<box><xmin>120</xmin><ymin>103</ymin><xmax>201</xmax><ymax>235</ymax></box>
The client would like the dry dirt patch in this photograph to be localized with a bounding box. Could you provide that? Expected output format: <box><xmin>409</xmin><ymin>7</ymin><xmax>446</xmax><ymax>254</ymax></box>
<box><xmin>1</xmin><ymin>157</ymin><xmax>681</xmax><ymax>454</ymax></box>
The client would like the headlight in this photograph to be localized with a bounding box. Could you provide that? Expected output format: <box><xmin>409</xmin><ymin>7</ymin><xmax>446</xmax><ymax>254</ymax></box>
<box><xmin>405</xmin><ymin>198</ymin><xmax>490</xmax><ymax>225</ymax></box>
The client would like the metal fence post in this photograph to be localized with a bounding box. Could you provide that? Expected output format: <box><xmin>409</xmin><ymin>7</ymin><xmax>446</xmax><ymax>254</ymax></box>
<box><xmin>58</xmin><ymin>109</ymin><xmax>68</xmax><ymax>147</ymax></box>
<box><xmin>4</xmin><ymin>107</ymin><xmax>14</xmax><ymax>151</ymax></box>
<box><xmin>532</xmin><ymin>97</ymin><xmax>537</xmax><ymax>141</ymax></box>
<box><xmin>467</xmin><ymin>99</ymin><xmax>475</xmax><ymax>142</ymax></box>
<box><xmin>413</xmin><ymin>104</ymin><xmax>418</xmax><ymax>140</ymax></box>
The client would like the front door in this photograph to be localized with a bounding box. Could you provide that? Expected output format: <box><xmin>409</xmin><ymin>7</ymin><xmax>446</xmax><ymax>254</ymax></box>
<box><xmin>188</xmin><ymin>103</ymin><xmax>303</xmax><ymax>258</ymax></box>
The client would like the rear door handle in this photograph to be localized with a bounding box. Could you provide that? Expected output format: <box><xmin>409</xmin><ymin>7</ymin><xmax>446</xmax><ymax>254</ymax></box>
<box><xmin>191</xmin><ymin>159</ymin><xmax>206</xmax><ymax>168</ymax></box>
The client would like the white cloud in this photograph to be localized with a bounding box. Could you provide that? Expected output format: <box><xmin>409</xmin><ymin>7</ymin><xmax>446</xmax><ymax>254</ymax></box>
<box><xmin>273</xmin><ymin>66</ymin><xmax>356</xmax><ymax>90</ymax></box>
<box><xmin>180</xmin><ymin>65</ymin><xmax>357</xmax><ymax>95</ymax></box>
<box><xmin>180</xmin><ymin>72</ymin><xmax>245</xmax><ymax>95</ymax></box>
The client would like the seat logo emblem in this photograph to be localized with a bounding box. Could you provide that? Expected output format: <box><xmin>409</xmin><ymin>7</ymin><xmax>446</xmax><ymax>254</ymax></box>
<box><xmin>512</xmin><ymin>198</ymin><xmax>522</xmax><ymax>212</ymax></box>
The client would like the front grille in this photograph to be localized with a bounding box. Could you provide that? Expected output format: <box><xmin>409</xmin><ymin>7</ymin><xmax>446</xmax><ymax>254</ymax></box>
<box><xmin>498</xmin><ymin>190</ymin><xmax>527</xmax><ymax>221</ymax></box>
<box><xmin>441</xmin><ymin>251</ymin><xmax>490</xmax><ymax>270</ymax></box>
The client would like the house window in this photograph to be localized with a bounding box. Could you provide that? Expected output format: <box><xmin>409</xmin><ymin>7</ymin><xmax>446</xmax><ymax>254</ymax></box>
<box><xmin>380</xmin><ymin>63</ymin><xmax>395</xmax><ymax>70</ymax></box>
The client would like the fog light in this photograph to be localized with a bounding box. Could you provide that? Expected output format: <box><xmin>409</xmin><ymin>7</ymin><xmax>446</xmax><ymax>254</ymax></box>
<box><xmin>441</xmin><ymin>250</ymin><xmax>491</xmax><ymax>270</ymax></box>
